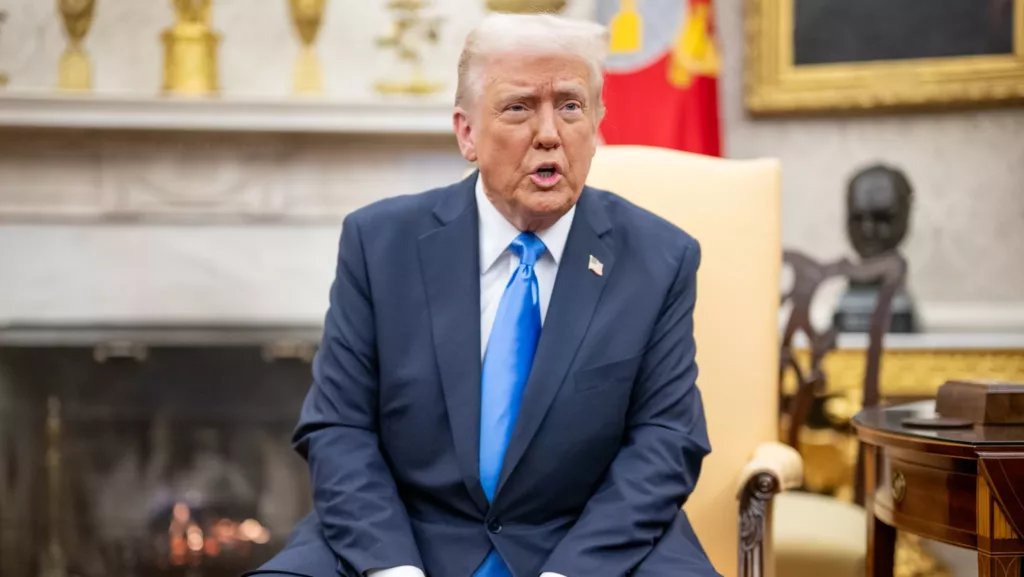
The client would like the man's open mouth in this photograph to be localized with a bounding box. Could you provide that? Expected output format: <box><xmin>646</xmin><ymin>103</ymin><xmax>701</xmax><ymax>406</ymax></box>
<box><xmin>530</xmin><ymin>163</ymin><xmax>562</xmax><ymax>187</ymax></box>
<box><xmin>535</xmin><ymin>165</ymin><xmax>558</xmax><ymax>178</ymax></box>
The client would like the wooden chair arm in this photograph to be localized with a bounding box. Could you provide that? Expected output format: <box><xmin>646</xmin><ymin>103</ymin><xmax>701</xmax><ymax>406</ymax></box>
<box><xmin>736</xmin><ymin>442</ymin><xmax>804</xmax><ymax>577</ymax></box>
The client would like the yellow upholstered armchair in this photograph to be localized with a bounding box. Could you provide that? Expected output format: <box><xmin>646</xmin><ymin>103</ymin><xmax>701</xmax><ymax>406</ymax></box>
<box><xmin>586</xmin><ymin>145</ymin><xmax>803</xmax><ymax>577</ymax></box>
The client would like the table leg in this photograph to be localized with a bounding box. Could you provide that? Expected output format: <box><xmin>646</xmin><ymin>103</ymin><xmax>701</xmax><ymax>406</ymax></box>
<box><xmin>864</xmin><ymin>442</ymin><xmax>896</xmax><ymax>577</ymax></box>
<box><xmin>977</xmin><ymin>553</ymin><xmax>1022</xmax><ymax>577</ymax></box>
<box><xmin>868</xmin><ymin>514</ymin><xmax>896</xmax><ymax>577</ymax></box>
<box><xmin>976</xmin><ymin>458</ymin><xmax>1024</xmax><ymax>577</ymax></box>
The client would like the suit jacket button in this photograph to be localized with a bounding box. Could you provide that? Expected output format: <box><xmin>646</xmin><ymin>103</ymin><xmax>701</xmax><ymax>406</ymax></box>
<box><xmin>487</xmin><ymin>519</ymin><xmax>502</xmax><ymax>534</ymax></box>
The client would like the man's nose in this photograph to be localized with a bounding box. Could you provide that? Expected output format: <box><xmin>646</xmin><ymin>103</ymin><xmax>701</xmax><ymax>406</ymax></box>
<box><xmin>533</xmin><ymin>105</ymin><xmax>561</xmax><ymax>149</ymax></box>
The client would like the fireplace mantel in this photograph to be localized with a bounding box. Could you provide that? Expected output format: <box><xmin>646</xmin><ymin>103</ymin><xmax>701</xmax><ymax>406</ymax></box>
<box><xmin>0</xmin><ymin>93</ymin><xmax>469</xmax><ymax>326</ymax></box>
<box><xmin>0</xmin><ymin>92</ymin><xmax>468</xmax><ymax>225</ymax></box>
<box><xmin>0</xmin><ymin>92</ymin><xmax>455</xmax><ymax>136</ymax></box>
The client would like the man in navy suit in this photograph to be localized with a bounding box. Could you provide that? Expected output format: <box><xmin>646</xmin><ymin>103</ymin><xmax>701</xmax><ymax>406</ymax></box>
<box><xmin>247</xmin><ymin>12</ymin><xmax>719</xmax><ymax>577</ymax></box>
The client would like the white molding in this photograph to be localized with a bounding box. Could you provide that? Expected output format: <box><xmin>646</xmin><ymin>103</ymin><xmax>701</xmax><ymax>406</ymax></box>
<box><xmin>0</xmin><ymin>91</ymin><xmax>456</xmax><ymax>135</ymax></box>
<box><xmin>831</xmin><ymin>332</ymin><xmax>1024</xmax><ymax>350</ymax></box>
<box><xmin>917</xmin><ymin>302</ymin><xmax>1024</xmax><ymax>334</ymax></box>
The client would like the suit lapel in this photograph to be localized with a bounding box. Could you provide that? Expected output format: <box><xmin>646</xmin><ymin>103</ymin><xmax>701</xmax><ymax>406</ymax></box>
<box><xmin>496</xmin><ymin>188</ymin><xmax>616</xmax><ymax>495</ymax></box>
<box><xmin>418</xmin><ymin>173</ymin><xmax>490</xmax><ymax>513</ymax></box>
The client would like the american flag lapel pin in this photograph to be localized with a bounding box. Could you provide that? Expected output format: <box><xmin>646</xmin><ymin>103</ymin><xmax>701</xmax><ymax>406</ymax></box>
<box><xmin>588</xmin><ymin>254</ymin><xmax>604</xmax><ymax>277</ymax></box>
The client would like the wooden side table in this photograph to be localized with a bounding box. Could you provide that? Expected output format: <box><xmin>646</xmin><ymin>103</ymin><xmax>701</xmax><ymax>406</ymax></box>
<box><xmin>854</xmin><ymin>401</ymin><xmax>1024</xmax><ymax>577</ymax></box>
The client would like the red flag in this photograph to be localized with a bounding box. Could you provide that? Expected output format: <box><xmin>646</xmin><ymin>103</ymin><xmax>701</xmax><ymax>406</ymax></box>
<box><xmin>597</xmin><ymin>0</ymin><xmax>722</xmax><ymax>156</ymax></box>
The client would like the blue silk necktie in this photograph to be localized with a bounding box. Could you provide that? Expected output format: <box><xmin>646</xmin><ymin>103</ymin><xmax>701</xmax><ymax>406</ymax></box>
<box><xmin>474</xmin><ymin>232</ymin><xmax>547</xmax><ymax>577</ymax></box>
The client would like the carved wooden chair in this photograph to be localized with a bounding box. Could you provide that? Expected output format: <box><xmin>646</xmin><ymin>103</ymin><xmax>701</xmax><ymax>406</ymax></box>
<box><xmin>771</xmin><ymin>249</ymin><xmax>906</xmax><ymax>577</ymax></box>
<box><xmin>780</xmin><ymin>250</ymin><xmax>906</xmax><ymax>499</ymax></box>
<box><xmin>586</xmin><ymin>145</ymin><xmax>802</xmax><ymax>577</ymax></box>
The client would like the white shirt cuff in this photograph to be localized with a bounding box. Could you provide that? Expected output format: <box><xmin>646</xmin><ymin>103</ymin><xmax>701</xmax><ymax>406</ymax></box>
<box><xmin>540</xmin><ymin>573</ymin><xmax>567</xmax><ymax>577</ymax></box>
<box><xmin>366</xmin><ymin>567</ymin><xmax>425</xmax><ymax>577</ymax></box>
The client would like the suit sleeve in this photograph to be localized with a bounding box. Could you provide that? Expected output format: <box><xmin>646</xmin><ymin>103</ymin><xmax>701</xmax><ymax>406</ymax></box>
<box><xmin>292</xmin><ymin>214</ymin><xmax>425</xmax><ymax>575</ymax></box>
<box><xmin>541</xmin><ymin>237</ymin><xmax>711</xmax><ymax>576</ymax></box>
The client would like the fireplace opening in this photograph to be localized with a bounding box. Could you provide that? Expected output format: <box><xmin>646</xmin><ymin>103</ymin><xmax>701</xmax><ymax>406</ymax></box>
<box><xmin>0</xmin><ymin>325</ymin><xmax>319</xmax><ymax>577</ymax></box>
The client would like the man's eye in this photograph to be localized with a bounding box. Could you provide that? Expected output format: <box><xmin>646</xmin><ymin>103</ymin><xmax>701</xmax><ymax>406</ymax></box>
<box><xmin>507</xmin><ymin>104</ymin><xmax>526</xmax><ymax>112</ymax></box>
<box><xmin>564</xmin><ymin>102</ymin><xmax>583</xmax><ymax>112</ymax></box>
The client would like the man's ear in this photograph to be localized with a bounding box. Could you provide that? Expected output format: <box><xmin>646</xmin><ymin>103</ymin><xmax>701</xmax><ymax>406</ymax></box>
<box><xmin>453</xmin><ymin>108</ymin><xmax>477</xmax><ymax>163</ymax></box>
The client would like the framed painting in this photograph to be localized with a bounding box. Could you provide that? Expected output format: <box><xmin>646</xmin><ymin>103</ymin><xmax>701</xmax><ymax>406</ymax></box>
<box><xmin>745</xmin><ymin>0</ymin><xmax>1024</xmax><ymax>114</ymax></box>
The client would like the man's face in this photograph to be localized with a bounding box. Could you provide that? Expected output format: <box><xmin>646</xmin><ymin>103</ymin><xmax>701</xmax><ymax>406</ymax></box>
<box><xmin>454</xmin><ymin>51</ymin><xmax>598</xmax><ymax>231</ymax></box>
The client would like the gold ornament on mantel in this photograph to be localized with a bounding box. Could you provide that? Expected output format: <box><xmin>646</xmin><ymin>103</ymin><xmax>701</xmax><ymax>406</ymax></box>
<box><xmin>57</xmin><ymin>0</ymin><xmax>97</xmax><ymax>91</ymax></box>
<box><xmin>374</xmin><ymin>0</ymin><xmax>443</xmax><ymax>96</ymax></box>
<box><xmin>162</xmin><ymin>0</ymin><xmax>220</xmax><ymax>96</ymax></box>
<box><xmin>0</xmin><ymin>11</ymin><xmax>9</xmax><ymax>88</ymax></box>
<box><xmin>486</xmin><ymin>0</ymin><xmax>566</xmax><ymax>13</ymax></box>
<box><xmin>289</xmin><ymin>0</ymin><xmax>327</xmax><ymax>96</ymax></box>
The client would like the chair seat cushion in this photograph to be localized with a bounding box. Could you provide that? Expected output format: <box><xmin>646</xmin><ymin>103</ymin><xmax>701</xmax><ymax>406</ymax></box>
<box><xmin>772</xmin><ymin>491</ymin><xmax>867</xmax><ymax>577</ymax></box>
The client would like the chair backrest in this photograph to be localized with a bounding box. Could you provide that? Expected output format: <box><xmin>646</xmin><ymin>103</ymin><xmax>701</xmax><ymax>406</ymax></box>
<box><xmin>778</xmin><ymin>250</ymin><xmax>906</xmax><ymax>504</ymax></box>
<box><xmin>586</xmin><ymin>145</ymin><xmax>782</xmax><ymax>577</ymax></box>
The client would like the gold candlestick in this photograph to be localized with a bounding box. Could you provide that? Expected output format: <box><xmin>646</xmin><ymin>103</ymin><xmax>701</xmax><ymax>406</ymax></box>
<box><xmin>162</xmin><ymin>0</ymin><xmax>220</xmax><ymax>96</ymax></box>
<box><xmin>57</xmin><ymin>0</ymin><xmax>96</xmax><ymax>91</ymax></box>
<box><xmin>289</xmin><ymin>0</ymin><xmax>327</xmax><ymax>96</ymax></box>
<box><xmin>374</xmin><ymin>0</ymin><xmax>443</xmax><ymax>96</ymax></box>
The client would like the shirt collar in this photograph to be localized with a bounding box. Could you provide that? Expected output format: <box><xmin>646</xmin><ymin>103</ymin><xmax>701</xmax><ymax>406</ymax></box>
<box><xmin>476</xmin><ymin>173</ymin><xmax>576</xmax><ymax>273</ymax></box>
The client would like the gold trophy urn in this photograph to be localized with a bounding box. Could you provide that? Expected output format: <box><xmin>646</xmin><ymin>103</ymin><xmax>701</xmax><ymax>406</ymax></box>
<box><xmin>289</xmin><ymin>0</ymin><xmax>327</xmax><ymax>96</ymax></box>
<box><xmin>374</xmin><ymin>0</ymin><xmax>443</xmax><ymax>96</ymax></box>
<box><xmin>57</xmin><ymin>0</ymin><xmax>97</xmax><ymax>91</ymax></box>
<box><xmin>162</xmin><ymin>0</ymin><xmax>220</xmax><ymax>96</ymax></box>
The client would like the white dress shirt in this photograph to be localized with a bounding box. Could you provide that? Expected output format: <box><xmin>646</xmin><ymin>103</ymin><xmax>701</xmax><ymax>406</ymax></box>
<box><xmin>369</xmin><ymin>177</ymin><xmax>573</xmax><ymax>577</ymax></box>
<box><xmin>477</xmin><ymin>174</ymin><xmax>574</xmax><ymax>357</ymax></box>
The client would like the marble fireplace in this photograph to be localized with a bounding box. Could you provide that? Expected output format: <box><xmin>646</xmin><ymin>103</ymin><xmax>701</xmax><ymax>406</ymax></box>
<box><xmin>0</xmin><ymin>96</ymin><xmax>469</xmax><ymax>577</ymax></box>
<box><xmin>0</xmin><ymin>325</ymin><xmax>319</xmax><ymax>577</ymax></box>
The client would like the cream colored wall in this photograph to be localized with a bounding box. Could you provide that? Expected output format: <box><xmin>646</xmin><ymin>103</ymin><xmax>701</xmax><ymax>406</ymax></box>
<box><xmin>714</xmin><ymin>0</ymin><xmax>1024</xmax><ymax>329</ymax></box>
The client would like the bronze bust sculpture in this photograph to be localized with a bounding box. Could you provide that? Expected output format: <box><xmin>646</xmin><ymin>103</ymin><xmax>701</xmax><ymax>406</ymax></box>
<box><xmin>835</xmin><ymin>164</ymin><xmax>918</xmax><ymax>333</ymax></box>
<box><xmin>846</xmin><ymin>164</ymin><xmax>913</xmax><ymax>259</ymax></box>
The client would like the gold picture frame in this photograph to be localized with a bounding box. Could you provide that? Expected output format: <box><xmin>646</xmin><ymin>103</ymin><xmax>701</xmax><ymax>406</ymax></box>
<box><xmin>745</xmin><ymin>0</ymin><xmax>1024</xmax><ymax>115</ymax></box>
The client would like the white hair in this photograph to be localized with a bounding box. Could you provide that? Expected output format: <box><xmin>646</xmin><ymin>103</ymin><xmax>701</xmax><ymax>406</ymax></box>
<box><xmin>456</xmin><ymin>13</ymin><xmax>609</xmax><ymax>121</ymax></box>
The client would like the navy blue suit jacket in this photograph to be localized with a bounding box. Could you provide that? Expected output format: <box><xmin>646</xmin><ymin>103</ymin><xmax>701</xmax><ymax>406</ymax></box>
<box><xmin>248</xmin><ymin>172</ymin><xmax>719</xmax><ymax>577</ymax></box>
